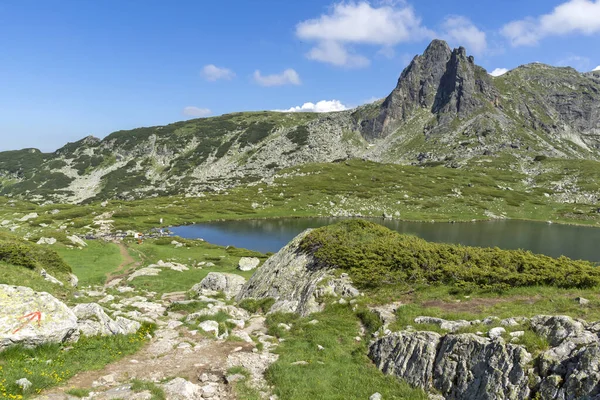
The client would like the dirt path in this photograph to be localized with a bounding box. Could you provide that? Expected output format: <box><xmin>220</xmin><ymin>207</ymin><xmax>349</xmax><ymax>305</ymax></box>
<box><xmin>105</xmin><ymin>242</ymin><xmax>141</xmax><ymax>286</ymax></box>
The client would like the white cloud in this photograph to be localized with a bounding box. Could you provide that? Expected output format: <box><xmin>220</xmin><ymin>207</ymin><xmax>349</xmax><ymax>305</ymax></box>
<box><xmin>253</xmin><ymin>69</ymin><xmax>301</xmax><ymax>86</ymax></box>
<box><xmin>306</xmin><ymin>40</ymin><xmax>370</xmax><ymax>67</ymax></box>
<box><xmin>594</xmin><ymin>65</ymin><xmax>600</xmax><ymax>71</ymax></box>
<box><xmin>557</xmin><ymin>55</ymin><xmax>591</xmax><ymax>71</ymax></box>
<box><xmin>276</xmin><ymin>100</ymin><xmax>349</xmax><ymax>113</ymax></box>
<box><xmin>442</xmin><ymin>16</ymin><xmax>487</xmax><ymax>55</ymax></box>
<box><xmin>182</xmin><ymin>106</ymin><xmax>211</xmax><ymax>117</ymax></box>
<box><xmin>201</xmin><ymin>64</ymin><xmax>235</xmax><ymax>81</ymax></box>
<box><xmin>296</xmin><ymin>1</ymin><xmax>433</xmax><ymax>67</ymax></box>
<box><xmin>489</xmin><ymin>68</ymin><xmax>509</xmax><ymax>77</ymax></box>
<box><xmin>502</xmin><ymin>0</ymin><xmax>600</xmax><ymax>46</ymax></box>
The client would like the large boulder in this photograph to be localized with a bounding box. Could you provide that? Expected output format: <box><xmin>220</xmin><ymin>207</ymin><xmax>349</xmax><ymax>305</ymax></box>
<box><xmin>72</xmin><ymin>303</ymin><xmax>140</xmax><ymax>336</ymax></box>
<box><xmin>0</xmin><ymin>284</ymin><xmax>79</xmax><ymax>351</ymax></box>
<box><xmin>531</xmin><ymin>315</ymin><xmax>589</xmax><ymax>347</ymax></box>
<box><xmin>236</xmin><ymin>230</ymin><xmax>359</xmax><ymax>316</ymax></box>
<box><xmin>191</xmin><ymin>272</ymin><xmax>246</xmax><ymax>300</ymax></box>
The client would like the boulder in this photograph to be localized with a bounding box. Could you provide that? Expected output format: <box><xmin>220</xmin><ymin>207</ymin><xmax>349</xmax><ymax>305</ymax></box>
<box><xmin>127</xmin><ymin>267</ymin><xmax>161</xmax><ymax>281</ymax></box>
<box><xmin>68</xmin><ymin>273</ymin><xmax>79</xmax><ymax>288</ymax></box>
<box><xmin>19</xmin><ymin>213</ymin><xmax>38</xmax><ymax>222</ymax></box>
<box><xmin>191</xmin><ymin>272</ymin><xmax>246</xmax><ymax>300</ymax></box>
<box><xmin>72</xmin><ymin>303</ymin><xmax>140</xmax><ymax>336</ymax></box>
<box><xmin>369</xmin><ymin>331</ymin><xmax>441</xmax><ymax>389</ymax></box>
<box><xmin>36</xmin><ymin>237</ymin><xmax>56</xmax><ymax>245</ymax></box>
<box><xmin>0</xmin><ymin>284</ymin><xmax>79</xmax><ymax>351</ymax></box>
<box><xmin>40</xmin><ymin>269</ymin><xmax>64</xmax><ymax>286</ymax></box>
<box><xmin>238</xmin><ymin>257</ymin><xmax>260</xmax><ymax>271</ymax></box>
<box><xmin>237</xmin><ymin>229</ymin><xmax>358</xmax><ymax>316</ymax></box>
<box><xmin>67</xmin><ymin>235</ymin><xmax>87</xmax><ymax>247</ymax></box>
<box><xmin>162</xmin><ymin>377</ymin><xmax>203</xmax><ymax>400</ymax></box>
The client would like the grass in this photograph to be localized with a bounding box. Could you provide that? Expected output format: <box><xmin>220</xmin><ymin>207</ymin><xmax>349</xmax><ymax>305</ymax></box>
<box><xmin>64</xmin><ymin>388</ymin><xmax>91</xmax><ymax>398</ymax></box>
<box><xmin>0</xmin><ymin>323</ymin><xmax>155</xmax><ymax>399</ymax></box>
<box><xmin>226</xmin><ymin>367</ymin><xmax>262</xmax><ymax>400</ymax></box>
<box><xmin>130</xmin><ymin>379</ymin><xmax>166</xmax><ymax>400</ymax></box>
<box><xmin>264</xmin><ymin>304</ymin><xmax>428</xmax><ymax>400</ymax></box>
<box><xmin>55</xmin><ymin>241</ymin><xmax>123</xmax><ymax>286</ymax></box>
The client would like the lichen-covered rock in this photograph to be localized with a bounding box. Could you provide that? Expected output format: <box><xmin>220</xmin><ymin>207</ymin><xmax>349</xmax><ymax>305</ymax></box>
<box><xmin>238</xmin><ymin>257</ymin><xmax>260</xmax><ymax>271</ymax></box>
<box><xmin>67</xmin><ymin>235</ymin><xmax>87</xmax><ymax>247</ymax></box>
<box><xmin>531</xmin><ymin>315</ymin><xmax>587</xmax><ymax>346</ymax></box>
<box><xmin>191</xmin><ymin>272</ymin><xmax>246</xmax><ymax>300</ymax></box>
<box><xmin>40</xmin><ymin>268</ymin><xmax>64</xmax><ymax>286</ymax></box>
<box><xmin>370</xmin><ymin>331</ymin><xmax>532</xmax><ymax>400</ymax></box>
<box><xmin>414</xmin><ymin>316</ymin><xmax>473</xmax><ymax>332</ymax></box>
<box><xmin>369</xmin><ymin>331</ymin><xmax>441</xmax><ymax>388</ymax></box>
<box><xmin>72</xmin><ymin>303</ymin><xmax>140</xmax><ymax>336</ymax></box>
<box><xmin>433</xmin><ymin>334</ymin><xmax>532</xmax><ymax>400</ymax></box>
<box><xmin>0</xmin><ymin>284</ymin><xmax>79</xmax><ymax>351</ymax></box>
<box><xmin>237</xmin><ymin>229</ymin><xmax>328</xmax><ymax>315</ymax></box>
<box><xmin>36</xmin><ymin>237</ymin><xmax>56</xmax><ymax>245</ymax></box>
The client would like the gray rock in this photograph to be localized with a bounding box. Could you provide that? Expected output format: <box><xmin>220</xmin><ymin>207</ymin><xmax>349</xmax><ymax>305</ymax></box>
<box><xmin>68</xmin><ymin>273</ymin><xmax>79</xmax><ymax>288</ymax></box>
<box><xmin>370</xmin><ymin>393</ymin><xmax>382</xmax><ymax>400</ymax></box>
<box><xmin>488</xmin><ymin>327</ymin><xmax>506</xmax><ymax>339</ymax></box>
<box><xmin>72</xmin><ymin>303</ymin><xmax>140</xmax><ymax>336</ymax></box>
<box><xmin>162</xmin><ymin>377</ymin><xmax>203</xmax><ymax>400</ymax></box>
<box><xmin>0</xmin><ymin>284</ymin><xmax>79</xmax><ymax>351</ymax></box>
<box><xmin>40</xmin><ymin>268</ymin><xmax>64</xmax><ymax>286</ymax></box>
<box><xmin>530</xmin><ymin>315</ymin><xmax>586</xmax><ymax>346</ymax></box>
<box><xmin>238</xmin><ymin>257</ymin><xmax>261</xmax><ymax>271</ymax></box>
<box><xmin>36</xmin><ymin>237</ymin><xmax>56</xmax><ymax>245</ymax></box>
<box><xmin>225</xmin><ymin>373</ymin><xmax>246</xmax><ymax>384</ymax></box>
<box><xmin>414</xmin><ymin>316</ymin><xmax>472</xmax><ymax>332</ymax></box>
<box><xmin>433</xmin><ymin>334</ymin><xmax>532</xmax><ymax>400</ymax></box>
<box><xmin>198</xmin><ymin>320</ymin><xmax>219</xmax><ymax>336</ymax></box>
<box><xmin>369</xmin><ymin>331</ymin><xmax>441</xmax><ymax>389</ymax></box>
<box><xmin>191</xmin><ymin>272</ymin><xmax>246</xmax><ymax>300</ymax></box>
<box><xmin>576</xmin><ymin>297</ymin><xmax>590</xmax><ymax>305</ymax></box>
<box><xmin>237</xmin><ymin>230</ymin><xmax>331</xmax><ymax>316</ymax></box>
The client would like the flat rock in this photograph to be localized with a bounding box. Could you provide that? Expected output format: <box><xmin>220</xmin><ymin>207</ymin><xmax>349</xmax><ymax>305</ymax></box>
<box><xmin>191</xmin><ymin>272</ymin><xmax>246</xmax><ymax>300</ymax></box>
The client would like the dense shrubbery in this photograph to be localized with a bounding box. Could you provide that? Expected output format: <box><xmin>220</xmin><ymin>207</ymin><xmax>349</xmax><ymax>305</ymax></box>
<box><xmin>0</xmin><ymin>232</ymin><xmax>72</xmax><ymax>274</ymax></box>
<box><xmin>300</xmin><ymin>220</ymin><xmax>600</xmax><ymax>289</ymax></box>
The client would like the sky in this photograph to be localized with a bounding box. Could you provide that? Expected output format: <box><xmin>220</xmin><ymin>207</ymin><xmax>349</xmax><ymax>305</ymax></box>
<box><xmin>1</xmin><ymin>0</ymin><xmax>600</xmax><ymax>152</ymax></box>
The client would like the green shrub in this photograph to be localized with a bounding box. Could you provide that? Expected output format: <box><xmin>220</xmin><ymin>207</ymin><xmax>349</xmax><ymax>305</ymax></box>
<box><xmin>239</xmin><ymin>298</ymin><xmax>276</xmax><ymax>314</ymax></box>
<box><xmin>0</xmin><ymin>233</ymin><xmax>72</xmax><ymax>274</ymax></box>
<box><xmin>300</xmin><ymin>220</ymin><xmax>600</xmax><ymax>289</ymax></box>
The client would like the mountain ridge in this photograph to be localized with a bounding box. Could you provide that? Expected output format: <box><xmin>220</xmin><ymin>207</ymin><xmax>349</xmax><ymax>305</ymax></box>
<box><xmin>1</xmin><ymin>39</ymin><xmax>599</xmax><ymax>203</ymax></box>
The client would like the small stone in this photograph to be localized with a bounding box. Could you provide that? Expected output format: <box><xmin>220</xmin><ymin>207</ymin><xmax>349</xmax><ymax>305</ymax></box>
<box><xmin>291</xmin><ymin>361</ymin><xmax>309</xmax><ymax>365</ymax></box>
<box><xmin>509</xmin><ymin>331</ymin><xmax>525</xmax><ymax>338</ymax></box>
<box><xmin>488</xmin><ymin>327</ymin><xmax>506</xmax><ymax>339</ymax></box>
<box><xmin>238</xmin><ymin>257</ymin><xmax>261</xmax><ymax>271</ymax></box>
<box><xmin>577</xmin><ymin>297</ymin><xmax>590</xmax><ymax>305</ymax></box>
<box><xmin>308</xmin><ymin>320</ymin><xmax>319</xmax><ymax>325</ymax></box>
<box><xmin>278</xmin><ymin>323</ymin><xmax>291</xmax><ymax>331</ymax></box>
<box><xmin>225</xmin><ymin>374</ymin><xmax>246</xmax><ymax>384</ymax></box>
<box><xmin>317</xmin><ymin>344</ymin><xmax>324</xmax><ymax>351</ymax></box>
<box><xmin>370</xmin><ymin>393</ymin><xmax>382</xmax><ymax>400</ymax></box>
<box><xmin>16</xmin><ymin>378</ymin><xmax>32</xmax><ymax>391</ymax></box>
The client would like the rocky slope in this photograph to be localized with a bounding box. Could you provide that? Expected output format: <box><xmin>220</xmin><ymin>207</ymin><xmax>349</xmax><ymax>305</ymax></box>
<box><xmin>1</xmin><ymin>39</ymin><xmax>599</xmax><ymax>203</ymax></box>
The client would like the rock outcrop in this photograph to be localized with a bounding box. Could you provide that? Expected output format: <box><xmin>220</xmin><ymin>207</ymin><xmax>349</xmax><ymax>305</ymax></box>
<box><xmin>192</xmin><ymin>272</ymin><xmax>246</xmax><ymax>300</ymax></box>
<box><xmin>0</xmin><ymin>284</ymin><xmax>79</xmax><ymax>351</ymax></box>
<box><xmin>72</xmin><ymin>303</ymin><xmax>140</xmax><ymax>336</ymax></box>
<box><xmin>370</xmin><ymin>314</ymin><xmax>600</xmax><ymax>400</ymax></box>
<box><xmin>236</xmin><ymin>230</ymin><xmax>359</xmax><ymax>316</ymax></box>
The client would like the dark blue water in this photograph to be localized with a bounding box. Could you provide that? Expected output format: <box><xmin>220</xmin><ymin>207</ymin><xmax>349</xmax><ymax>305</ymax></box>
<box><xmin>170</xmin><ymin>218</ymin><xmax>600</xmax><ymax>262</ymax></box>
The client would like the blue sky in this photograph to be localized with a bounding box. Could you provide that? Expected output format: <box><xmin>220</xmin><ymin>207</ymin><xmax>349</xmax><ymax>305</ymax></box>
<box><xmin>1</xmin><ymin>0</ymin><xmax>600</xmax><ymax>152</ymax></box>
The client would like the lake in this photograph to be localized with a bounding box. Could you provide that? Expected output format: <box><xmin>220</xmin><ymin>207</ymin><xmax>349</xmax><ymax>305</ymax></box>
<box><xmin>170</xmin><ymin>218</ymin><xmax>600</xmax><ymax>262</ymax></box>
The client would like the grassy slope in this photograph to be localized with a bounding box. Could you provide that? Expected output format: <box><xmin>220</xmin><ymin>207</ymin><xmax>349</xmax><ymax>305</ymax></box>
<box><xmin>55</xmin><ymin>241</ymin><xmax>122</xmax><ymax>286</ymax></box>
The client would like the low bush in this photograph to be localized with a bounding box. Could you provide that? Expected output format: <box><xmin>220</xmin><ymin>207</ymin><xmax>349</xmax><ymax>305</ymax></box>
<box><xmin>300</xmin><ymin>220</ymin><xmax>600</xmax><ymax>289</ymax></box>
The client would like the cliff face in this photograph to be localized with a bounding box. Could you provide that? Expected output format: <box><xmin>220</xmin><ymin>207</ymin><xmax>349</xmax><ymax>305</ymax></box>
<box><xmin>1</xmin><ymin>40</ymin><xmax>600</xmax><ymax>203</ymax></box>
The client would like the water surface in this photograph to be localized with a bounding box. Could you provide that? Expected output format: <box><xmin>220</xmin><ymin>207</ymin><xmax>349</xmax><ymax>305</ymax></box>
<box><xmin>170</xmin><ymin>218</ymin><xmax>600</xmax><ymax>262</ymax></box>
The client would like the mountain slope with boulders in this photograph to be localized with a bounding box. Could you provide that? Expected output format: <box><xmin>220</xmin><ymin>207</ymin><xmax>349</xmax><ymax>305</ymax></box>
<box><xmin>1</xmin><ymin>39</ymin><xmax>599</xmax><ymax>203</ymax></box>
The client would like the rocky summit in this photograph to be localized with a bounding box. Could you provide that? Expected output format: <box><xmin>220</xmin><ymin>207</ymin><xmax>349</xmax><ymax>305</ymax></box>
<box><xmin>2</xmin><ymin>39</ymin><xmax>599</xmax><ymax>203</ymax></box>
